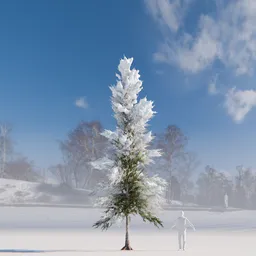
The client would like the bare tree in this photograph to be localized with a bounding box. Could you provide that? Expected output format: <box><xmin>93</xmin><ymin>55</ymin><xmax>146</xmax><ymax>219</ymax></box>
<box><xmin>197</xmin><ymin>166</ymin><xmax>233</xmax><ymax>207</ymax></box>
<box><xmin>235</xmin><ymin>165</ymin><xmax>255</xmax><ymax>208</ymax></box>
<box><xmin>49</xmin><ymin>164</ymin><xmax>73</xmax><ymax>186</ymax></box>
<box><xmin>37</xmin><ymin>167</ymin><xmax>49</xmax><ymax>183</ymax></box>
<box><xmin>0</xmin><ymin>123</ymin><xmax>13</xmax><ymax>177</ymax></box>
<box><xmin>5</xmin><ymin>157</ymin><xmax>41</xmax><ymax>182</ymax></box>
<box><xmin>155</xmin><ymin>125</ymin><xmax>188</xmax><ymax>203</ymax></box>
<box><xmin>177</xmin><ymin>152</ymin><xmax>199</xmax><ymax>203</ymax></box>
<box><xmin>53</xmin><ymin>121</ymin><xmax>109</xmax><ymax>189</ymax></box>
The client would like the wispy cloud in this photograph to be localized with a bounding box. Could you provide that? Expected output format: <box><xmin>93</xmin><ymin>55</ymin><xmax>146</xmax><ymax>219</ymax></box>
<box><xmin>145</xmin><ymin>0</ymin><xmax>256</xmax><ymax>75</ymax></box>
<box><xmin>75</xmin><ymin>97</ymin><xmax>88</xmax><ymax>109</ymax></box>
<box><xmin>208</xmin><ymin>82</ymin><xmax>218</xmax><ymax>95</ymax></box>
<box><xmin>224</xmin><ymin>88</ymin><xmax>256</xmax><ymax>123</ymax></box>
<box><xmin>208</xmin><ymin>75</ymin><xmax>219</xmax><ymax>95</ymax></box>
<box><xmin>145</xmin><ymin>0</ymin><xmax>256</xmax><ymax>122</ymax></box>
<box><xmin>144</xmin><ymin>0</ymin><xmax>191</xmax><ymax>32</ymax></box>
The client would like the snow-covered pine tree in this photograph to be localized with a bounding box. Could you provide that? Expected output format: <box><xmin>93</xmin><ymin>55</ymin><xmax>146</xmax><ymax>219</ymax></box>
<box><xmin>92</xmin><ymin>57</ymin><xmax>166</xmax><ymax>250</ymax></box>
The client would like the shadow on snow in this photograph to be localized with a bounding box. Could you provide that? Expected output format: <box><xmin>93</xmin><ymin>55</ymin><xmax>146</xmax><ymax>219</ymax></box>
<box><xmin>0</xmin><ymin>248</ymin><xmax>178</xmax><ymax>253</ymax></box>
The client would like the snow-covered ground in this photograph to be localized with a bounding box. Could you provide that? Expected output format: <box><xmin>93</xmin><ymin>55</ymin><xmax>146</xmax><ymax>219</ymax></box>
<box><xmin>0</xmin><ymin>178</ymin><xmax>92</xmax><ymax>205</ymax></box>
<box><xmin>0</xmin><ymin>207</ymin><xmax>255</xmax><ymax>255</ymax></box>
<box><xmin>0</xmin><ymin>179</ymin><xmax>198</xmax><ymax>208</ymax></box>
<box><xmin>0</xmin><ymin>179</ymin><xmax>253</xmax><ymax>255</ymax></box>
<box><xmin>2</xmin><ymin>230</ymin><xmax>255</xmax><ymax>256</ymax></box>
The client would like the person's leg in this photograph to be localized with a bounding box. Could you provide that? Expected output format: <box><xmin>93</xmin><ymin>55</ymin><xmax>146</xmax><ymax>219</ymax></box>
<box><xmin>178</xmin><ymin>232</ymin><xmax>182</xmax><ymax>250</ymax></box>
<box><xmin>183</xmin><ymin>230</ymin><xmax>187</xmax><ymax>250</ymax></box>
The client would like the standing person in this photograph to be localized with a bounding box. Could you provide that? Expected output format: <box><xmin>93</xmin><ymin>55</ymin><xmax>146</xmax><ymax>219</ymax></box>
<box><xmin>224</xmin><ymin>193</ymin><xmax>229</xmax><ymax>209</ymax></box>
<box><xmin>171</xmin><ymin>211</ymin><xmax>196</xmax><ymax>251</ymax></box>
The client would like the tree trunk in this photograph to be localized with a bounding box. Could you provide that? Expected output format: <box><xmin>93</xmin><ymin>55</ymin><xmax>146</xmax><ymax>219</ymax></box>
<box><xmin>121</xmin><ymin>215</ymin><xmax>133</xmax><ymax>250</ymax></box>
<box><xmin>167</xmin><ymin>181</ymin><xmax>172</xmax><ymax>205</ymax></box>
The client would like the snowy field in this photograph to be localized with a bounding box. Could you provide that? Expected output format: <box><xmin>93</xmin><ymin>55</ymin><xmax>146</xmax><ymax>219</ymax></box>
<box><xmin>0</xmin><ymin>207</ymin><xmax>255</xmax><ymax>255</ymax></box>
<box><xmin>0</xmin><ymin>179</ymin><xmax>92</xmax><ymax>205</ymax></box>
<box><xmin>0</xmin><ymin>179</ymin><xmax>197</xmax><ymax>208</ymax></box>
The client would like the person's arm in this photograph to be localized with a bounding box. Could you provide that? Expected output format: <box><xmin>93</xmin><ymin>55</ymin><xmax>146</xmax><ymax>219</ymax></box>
<box><xmin>186</xmin><ymin>218</ymin><xmax>196</xmax><ymax>231</ymax></box>
<box><xmin>171</xmin><ymin>219</ymin><xmax>177</xmax><ymax>229</ymax></box>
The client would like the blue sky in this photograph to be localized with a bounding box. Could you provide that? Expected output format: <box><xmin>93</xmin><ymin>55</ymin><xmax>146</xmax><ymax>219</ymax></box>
<box><xmin>1</xmin><ymin>0</ymin><xmax>256</xmax><ymax>174</ymax></box>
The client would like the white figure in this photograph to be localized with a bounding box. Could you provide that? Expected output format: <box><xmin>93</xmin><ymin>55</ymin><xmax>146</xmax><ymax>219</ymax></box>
<box><xmin>224</xmin><ymin>193</ymin><xmax>228</xmax><ymax>208</ymax></box>
<box><xmin>171</xmin><ymin>211</ymin><xmax>196</xmax><ymax>251</ymax></box>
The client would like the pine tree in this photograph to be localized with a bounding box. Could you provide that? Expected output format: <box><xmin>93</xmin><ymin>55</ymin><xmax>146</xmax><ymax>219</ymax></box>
<box><xmin>92</xmin><ymin>57</ymin><xmax>166</xmax><ymax>250</ymax></box>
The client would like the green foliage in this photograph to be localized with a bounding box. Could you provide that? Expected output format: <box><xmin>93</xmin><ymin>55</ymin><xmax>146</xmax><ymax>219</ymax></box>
<box><xmin>93</xmin><ymin>150</ymin><xmax>163</xmax><ymax>230</ymax></box>
<box><xmin>93</xmin><ymin>216</ymin><xmax>112</xmax><ymax>231</ymax></box>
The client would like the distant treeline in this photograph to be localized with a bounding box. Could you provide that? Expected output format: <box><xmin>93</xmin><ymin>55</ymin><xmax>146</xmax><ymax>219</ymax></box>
<box><xmin>1</xmin><ymin>121</ymin><xmax>255</xmax><ymax>209</ymax></box>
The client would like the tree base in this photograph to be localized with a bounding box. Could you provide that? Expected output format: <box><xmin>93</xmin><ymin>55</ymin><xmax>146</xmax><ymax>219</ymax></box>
<box><xmin>121</xmin><ymin>245</ymin><xmax>133</xmax><ymax>251</ymax></box>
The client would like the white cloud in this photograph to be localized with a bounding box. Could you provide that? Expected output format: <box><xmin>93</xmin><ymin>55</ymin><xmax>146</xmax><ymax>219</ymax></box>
<box><xmin>208</xmin><ymin>75</ymin><xmax>219</xmax><ymax>95</ymax></box>
<box><xmin>224</xmin><ymin>88</ymin><xmax>256</xmax><ymax>123</ymax></box>
<box><xmin>75</xmin><ymin>97</ymin><xmax>88</xmax><ymax>109</ymax></box>
<box><xmin>208</xmin><ymin>82</ymin><xmax>218</xmax><ymax>95</ymax></box>
<box><xmin>146</xmin><ymin>0</ymin><xmax>256</xmax><ymax>76</ymax></box>
<box><xmin>145</xmin><ymin>0</ymin><xmax>256</xmax><ymax>123</ymax></box>
<box><xmin>144</xmin><ymin>0</ymin><xmax>191</xmax><ymax>32</ymax></box>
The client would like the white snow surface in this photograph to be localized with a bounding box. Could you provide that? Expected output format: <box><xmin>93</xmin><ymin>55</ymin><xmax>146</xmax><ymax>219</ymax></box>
<box><xmin>0</xmin><ymin>178</ymin><xmax>92</xmax><ymax>205</ymax></box>
<box><xmin>0</xmin><ymin>207</ymin><xmax>255</xmax><ymax>255</ymax></box>
<box><xmin>0</xmin><ymin>178</ymin><xmax>193</xmax><ymax>207</ymax></box>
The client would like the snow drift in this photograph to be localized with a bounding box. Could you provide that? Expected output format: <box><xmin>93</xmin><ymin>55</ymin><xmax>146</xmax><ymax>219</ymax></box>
<box><xmin>0</xmin><ymin>178</ymin><xmax>92</xmax><ymax>205</ymax></box>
